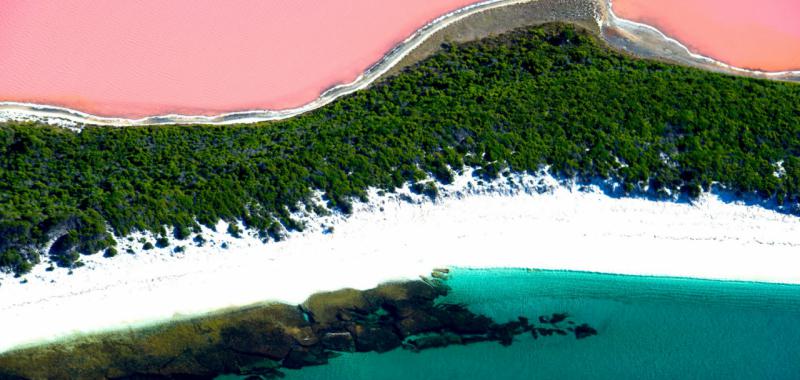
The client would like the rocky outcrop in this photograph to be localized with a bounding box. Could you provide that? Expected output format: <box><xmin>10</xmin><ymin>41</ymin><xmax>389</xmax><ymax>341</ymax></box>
<box><xmin>0</xmin><ymin>279</ymin><xmax>597</xmax><ymax>379</ymax></box>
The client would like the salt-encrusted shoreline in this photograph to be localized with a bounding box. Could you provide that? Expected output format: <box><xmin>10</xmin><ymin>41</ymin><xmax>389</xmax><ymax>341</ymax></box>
<box><xmin>2</xmin><ymin>169</ymin><xmax>800</xmax><ymax>354</ymax></box>
<box><xmin>602</xmin><ymin>0</ymin><xmax>800</xmax><ymax>80</ymax></box>
<box><xmin>0</xmin><ymin>0</ymin><xmax>540</xmax><ymax>127</ymax></box>
<box><xmin>3</xmin><ymin>0</ymin><xmax>798</xmax><ymax>128</ymax></box>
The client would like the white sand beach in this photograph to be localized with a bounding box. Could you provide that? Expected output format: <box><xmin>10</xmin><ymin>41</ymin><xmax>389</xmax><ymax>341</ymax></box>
<box><xmin>2</xmin><ymin>170</ymin><xmax>800</xmax><ymax>354</ymax></box>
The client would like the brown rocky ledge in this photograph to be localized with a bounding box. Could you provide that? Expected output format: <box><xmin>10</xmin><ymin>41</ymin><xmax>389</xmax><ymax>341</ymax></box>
<box><xmin>0</xmin><ymin>278</ymin><xmax>596</xmax><ymax>380</ymax></box>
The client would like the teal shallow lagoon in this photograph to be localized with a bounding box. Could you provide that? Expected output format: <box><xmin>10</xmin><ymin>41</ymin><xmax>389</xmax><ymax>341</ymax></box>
<box><xmin>279</xmin><ymin>268</ymin><xmax>800</xmax><ymax>379</ymax></box>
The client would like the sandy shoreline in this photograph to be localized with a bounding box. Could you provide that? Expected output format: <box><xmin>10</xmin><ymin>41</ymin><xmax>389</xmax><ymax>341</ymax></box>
<box><xmin>2</xmin><ymin>169</ymin><xmax>800</xmax><ymax>354</ymax></box>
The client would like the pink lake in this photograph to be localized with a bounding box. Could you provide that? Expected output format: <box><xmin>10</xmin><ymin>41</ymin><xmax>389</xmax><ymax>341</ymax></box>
<box><xmin>612</xmin><ymin>0</ymin><xmax>800</xmax><ymax>72</ymax></box>
<box><xmin>0</xmin><ymin>0</ymin><xmax>478</xmax><ymax>118</ymax></box>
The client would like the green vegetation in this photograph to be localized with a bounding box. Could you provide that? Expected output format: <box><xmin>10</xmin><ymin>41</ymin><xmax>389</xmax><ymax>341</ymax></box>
<box><xmin>227</xmin><ymin>223</ymin><xmax>242</xmax><ymax>238</ymax></box>
<box><xmin>1</xmin><ymin>24</ymin><xmax>799</xmax><ymax>274</ymax></box>
<box><xmin>155</xmin><ymin>236</ymin><xmax>170</xmax><ymax>248</ymax></box>
<box><xmin>103</xmin><ymin>247</ymin><xmax>117</xmax><ymax>258</ymax></box>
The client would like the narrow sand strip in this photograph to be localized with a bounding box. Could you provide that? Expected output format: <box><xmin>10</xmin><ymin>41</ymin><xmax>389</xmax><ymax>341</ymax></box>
<box><xmin>603</xmin><ymin>0</ymin><xmax>800</xmax><ymax>79</ymax></box>
<box><xmin>2</xmin><ymin>170</ymin><xmax>800</xmax><ymax>354</ymax></box>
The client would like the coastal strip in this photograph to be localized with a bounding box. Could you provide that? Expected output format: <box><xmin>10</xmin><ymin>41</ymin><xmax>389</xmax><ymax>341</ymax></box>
<box><xmin>2</xmin><ymin>170</ymin><xmax>800</xmax><ymax>355</ymax></box>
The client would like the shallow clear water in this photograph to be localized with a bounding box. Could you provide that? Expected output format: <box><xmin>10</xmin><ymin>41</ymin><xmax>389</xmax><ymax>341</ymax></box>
<box><xmin>279</xmin><ymin>269</ymin><xmax>800</xmax><ymax>379</ymax></box>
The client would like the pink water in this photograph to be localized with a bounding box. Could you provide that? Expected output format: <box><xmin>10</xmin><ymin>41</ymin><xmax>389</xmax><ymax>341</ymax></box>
<box><xmin>612</xmin><ymin>0</ymin><xmax>800</xmax><ymax>72</ymax></box>
<box><xmin>0</xmin><ymin>0</ymin><xmax>478</xmax><ymax>118</ymax></box>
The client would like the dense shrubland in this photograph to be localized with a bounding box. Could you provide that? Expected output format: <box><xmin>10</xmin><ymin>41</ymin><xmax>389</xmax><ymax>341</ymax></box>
<box><xmin>1</xmin><ymin>24</ymin><xmax>799</xmax><ymax>274</ymax></box>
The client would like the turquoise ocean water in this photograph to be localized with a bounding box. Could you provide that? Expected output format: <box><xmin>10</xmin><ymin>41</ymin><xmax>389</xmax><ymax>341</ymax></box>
<box><xmin>281</xmin><ymin>268</ymin><xmax>800</xmax><ymax>379</ymax></box>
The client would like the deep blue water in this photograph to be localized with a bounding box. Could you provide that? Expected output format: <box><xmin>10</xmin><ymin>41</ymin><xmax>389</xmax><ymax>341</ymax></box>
<box><xmin>279</xmin><ymin>269</ymin><xmax>800</xmax><ymax>379</ymax></box>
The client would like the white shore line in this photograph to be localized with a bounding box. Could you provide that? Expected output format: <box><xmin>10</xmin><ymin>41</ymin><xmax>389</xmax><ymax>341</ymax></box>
<box><xmin>0</xmin><ymin>0</ymin><xmax>536</xmax><ymax>127</ymax></box>
<box><xmin>603</xmin><ymin>0</ymin><xmax>800</xmax><ymax>78</ymax></box>
<box><xmin>2</xmin><ymin>169</ymin><xmax>800</xmax><ymax>354</ymax></box>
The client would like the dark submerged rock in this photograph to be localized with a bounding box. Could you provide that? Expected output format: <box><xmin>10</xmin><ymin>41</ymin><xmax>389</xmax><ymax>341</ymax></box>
<box><xmin>281</xmin><ymin>347</ymin><xmax>330</xmax><ymax>369</ymax></box>
<box><xmin>574</xmin><ymin>323</ymin><xmax>598</xmax><ymax>339</ymax></box>
<box><xmin>351</xmin><ymin>324</ymin><xmax>403</xmax><ymax>353</ymax></box>
<box><xmin>549</xmin><ymin>312</ymin><xmax>569</xmax><ymax>324</ymax></box>
<box><xmin>320</xmin><ymin>332</ymin><xmax>355</xmax><ymax>352</ymax></box>
<box><xmin>403</xmin><ymin>332</ymin><xmax>463</xmax><ymax>351</ymax></box>
<box><xmin>0</xmin><ymin>279</ymin><xmax>597</xmax><ymax>379</ymax></box>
